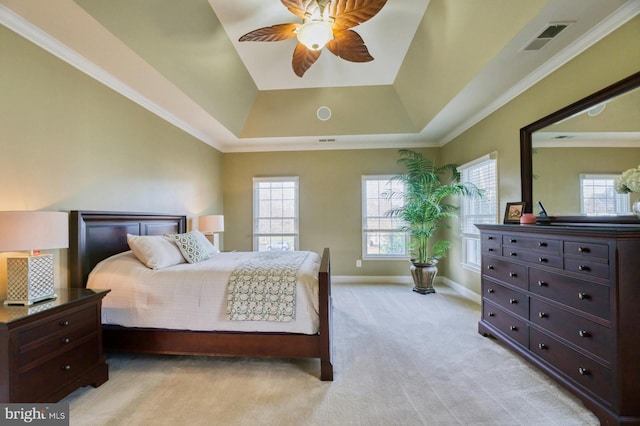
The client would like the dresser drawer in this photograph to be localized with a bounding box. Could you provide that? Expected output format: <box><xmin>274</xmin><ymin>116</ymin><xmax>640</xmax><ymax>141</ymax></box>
<box><xmin>483</xmin><ymin>301</ymin><xmax>528</xmax><ymax>347</ymax></box>
<box><xmin>529</xmin><ymin>268</ymin><xmax>610</xmax><ymax>319</ymax></box>
<box><xmin>483</xmin><ymin>257</ymin><xmax>527</xmax><ymax>290</ymax></box>
<box><xmin>483</xmin><ymin>281</ymin><xmax>528</xmax><ymax>319</ymax></box>
<box><xmin>17</xmin><ymin>336</ymin><xmax>99</xmax><ymax>402</ymax></box>
<box><xmin>482</xmin><ymin>233</ymin><xmax>502</xmax><ymax>246</ymax></box>
<box><xmin>502</xmin><ymin>248</ymin><xmax>563</xmax><ymax>269</ymax></box>
<box><xmin>502</xmin><ymin>235</ymin><xmax>561</xmax><ymax>254</ymax></box>
<box><xmin>564</xmin><ymin>258</ymin><xmax>609</xmax><ymax>280</ymax></box>
<box><xmin>564</xmin><ymin>241</ymin><xmax>608</xmax><ymax>260</ymax></box>
<box><xmin>530</xmin><ymin>299</ymin><xmax>612</xmax><ymax>361</ymax></box>
<box><xmin>19</xmin><ymin>306</ymin><xmax>97</xmax><ymax>349</ymax></box>
<box><xmin>530</xmin><ymin>328</ymin><xmax>612</xmax><ymax>403</ymax></box>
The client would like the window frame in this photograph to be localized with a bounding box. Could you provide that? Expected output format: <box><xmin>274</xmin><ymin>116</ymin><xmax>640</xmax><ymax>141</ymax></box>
<box><xmin>361</xmin><ymin>175</ymin><xmax>409</xmax><ymax>260</ymax></box>
<box><xmin>459</xmin><ymin>153</ymin><xmax>498</xmax><ymax>271</ymax></box>
<box><xmin>579</xmin><ymin>173</ymin><xmax>630</xmax><ymax>215</ymax></box>
<box><xmin>252</xmin><ymin>176</ymin><xmax>299</xmax><ymax>252</ymax></box>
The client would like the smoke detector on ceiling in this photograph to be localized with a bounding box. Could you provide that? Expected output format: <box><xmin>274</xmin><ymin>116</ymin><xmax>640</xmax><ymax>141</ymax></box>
<box><xmin>522</xmin><ymin>22</ymin><xmax>572</xmax><ymax>51</ymax></box>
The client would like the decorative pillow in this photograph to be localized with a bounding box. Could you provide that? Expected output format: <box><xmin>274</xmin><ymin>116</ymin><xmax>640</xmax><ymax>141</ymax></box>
<box><xmin>171</xmin><ymin>231</ymin><xmax>211</xmax><ymax>263</ymax></box>
<box><xmin>127</xmin><ymin>234</ymin><xmax>186</xmax><ymax>269</ymax></box>
<box><xmin>193</xmin><ymin>230</ymin><xmax>220</xmax><ymax>255</ymax></box>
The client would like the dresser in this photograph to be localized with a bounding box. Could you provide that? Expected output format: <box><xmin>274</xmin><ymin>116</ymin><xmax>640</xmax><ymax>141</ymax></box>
<box><xmin>0</xmin><ymin>288</ymin><xmax>110</xmax><ymax>402</ymax></box>
<box><xmin>477</xmin><ymin>224</ymin><xmax>640</xmax><ymax>425</ymax></box>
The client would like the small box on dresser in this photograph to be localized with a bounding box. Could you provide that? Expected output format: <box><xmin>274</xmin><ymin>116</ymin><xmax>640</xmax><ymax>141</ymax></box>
<box><xmin>477</xmin><ymin>224</ymin><xmax>640</xmax><ymax>425</ymax></box>
<box><xmin>0</xmin><ymin>288</ymin><xmax>110</xmax><ymax>402</ymax></box>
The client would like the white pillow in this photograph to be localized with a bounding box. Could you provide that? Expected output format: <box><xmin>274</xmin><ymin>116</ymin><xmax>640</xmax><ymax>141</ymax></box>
<box><xmin>126</xmin><ymin>234</ymin><xmax>186</xmax><ymax>269</ymax></box>
<box><xmin>171</xmin><ymin>231</ymin><xmax>211</xmax><ymax>264</ymax></box>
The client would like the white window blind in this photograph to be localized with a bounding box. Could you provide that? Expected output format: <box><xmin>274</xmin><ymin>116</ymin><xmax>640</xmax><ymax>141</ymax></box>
<box><xmin>253</xmin><ymin>177</ymin><xmax>299</xmax><ymax>252</ymax></box>
<box><xmin>580</xmin><ymin>174</ymin><xmax>629</xmax><ymax>215</ymax></box>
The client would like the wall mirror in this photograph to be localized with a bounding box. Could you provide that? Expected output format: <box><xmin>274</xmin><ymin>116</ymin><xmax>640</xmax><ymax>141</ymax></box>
<box><xmin>520</xmin><ymin>71</ymin><xmax>640</xmax><ymax>223</ymax></box>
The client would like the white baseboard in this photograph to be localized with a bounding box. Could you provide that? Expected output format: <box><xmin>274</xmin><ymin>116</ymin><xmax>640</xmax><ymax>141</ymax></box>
<box><xmin>332</xmin><ymin>275</ymin><xmax>481</xmax><ymax>304</ymax></box>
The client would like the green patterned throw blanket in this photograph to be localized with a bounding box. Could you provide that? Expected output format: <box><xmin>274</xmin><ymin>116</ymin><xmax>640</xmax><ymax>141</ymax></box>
<box><xmin>226</xmin><ymin>251</ymin><xmax>310</xmax><ymax>321</ymax></box>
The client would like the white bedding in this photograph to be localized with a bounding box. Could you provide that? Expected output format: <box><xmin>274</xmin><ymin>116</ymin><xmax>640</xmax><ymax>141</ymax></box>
<box><xmin>87</xmin><ymin>250</ymin><xmax>321</xmax><ymax>334</ymax></box>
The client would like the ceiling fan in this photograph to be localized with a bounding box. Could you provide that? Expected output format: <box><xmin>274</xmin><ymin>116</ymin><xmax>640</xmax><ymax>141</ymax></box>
<box><xmin>239</xmin><ymin>0</ymin><xmax>388</xmax><ymax>77</ymax></box>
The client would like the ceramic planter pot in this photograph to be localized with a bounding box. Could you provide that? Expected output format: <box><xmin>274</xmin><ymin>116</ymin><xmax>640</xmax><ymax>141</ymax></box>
<box><xmin>410</xmin><ymin>259</ymin><xmax>438</xmax><ymax>294</ymax></box>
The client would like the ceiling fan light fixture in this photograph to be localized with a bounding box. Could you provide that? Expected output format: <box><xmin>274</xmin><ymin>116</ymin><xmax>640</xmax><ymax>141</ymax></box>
<box><xmin>296</xmin><ymin>20</ymin><xmax>333</xmax><ymax>51</ymax></box>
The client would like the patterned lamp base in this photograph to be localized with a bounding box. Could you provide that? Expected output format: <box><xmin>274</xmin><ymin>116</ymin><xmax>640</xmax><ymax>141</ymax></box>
<box><xmin>4</xmin><ymin>254</ymin><xmax>57</xmax><ymax>305</ymax></box>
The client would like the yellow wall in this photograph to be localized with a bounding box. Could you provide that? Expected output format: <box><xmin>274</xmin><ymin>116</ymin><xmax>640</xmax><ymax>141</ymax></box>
<box><xmin>440</xmin><ymin>15</ymin><xmax>640</xmax><ymax>294</ymax></box>
<box><xmin>0</xmin><ymin>25</ymin><xmax>223</xmax><ymax>298</ymax></box>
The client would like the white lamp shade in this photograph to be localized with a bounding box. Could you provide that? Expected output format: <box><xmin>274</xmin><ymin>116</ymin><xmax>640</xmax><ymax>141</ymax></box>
<box><xmin>199</xmin><ymin>215</ymin><xmax>224</xmax><ymax>233</ymax></box>
<box><xmin>0</xmin><ymin>211</ymin><xmax>69</xmax><ymax>252</ymax></box>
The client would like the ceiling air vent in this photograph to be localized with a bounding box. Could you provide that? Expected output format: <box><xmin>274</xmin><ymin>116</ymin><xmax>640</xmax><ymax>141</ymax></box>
<box><xmin>523</xmin><ymin>23</ymin><xmax>571</xmax><ymax>51</ymax></box>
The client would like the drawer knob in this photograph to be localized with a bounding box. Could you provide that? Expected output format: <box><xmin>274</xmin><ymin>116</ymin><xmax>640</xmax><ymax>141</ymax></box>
<box><xmin>578</xmin><ymin>292</ymin><xmax>589</xmax><ymax>300</ymax></box>
<box><xmin>577</xmin><ymin>265</ymin><xmax>590</xmax><ymax>272</ymax></box>
<box><xmin>578</xmin><ymin>367</ymin><xmax>590</xmax><ymax>376</ymax></box>
<box><xmin>578</xmin><ymin>330</ymin><xmax>590</xmax><ymax>338</ymax></box>
<box><xmin>509</xmin><ymin>239</ymin><xmax>517</xmax><ymax>243</ymax></box>
<box><xmin>578</xmin><ymin>247</ymin><xmax>589</xmax><ymax>253</ymax></box>
<box><xmin>61</xmin><ymin>337</ymin><xmax>70</xmax><ymax>344</ymax></box>
<box><xmin>537</xmin><ymin>281</ymin><xmax>547</xmax><ymax>287</ymax></box>
<box><xmin>509</xmin><ymin>325</ymin><xmax>518</xmax><ymax>331</ymax></box>
<box><xmin>538</xmin><ymin>343</ymin><xmax>547</xmax><ymax>350</ymax></box>
<box><xmin>488</xmin><ymin>312</ymin><xmax>495</xmax><ymax>317</ymax></box>
<box><xmin>510</xmin><ymin>252</ymin><xmax>517</xmax><ymax>257</ymax></box>
<box><xmin>538</xmin><ymin>241</ymin><xmax>547</xmax><ymax>247</ymax></box>
<box><xmin>487</xmin><ymin>265</ymin><xmax>494</xmax><ymax>270</ymax></box>
<box><xmin>509</xmin><ymin>272</ymin><xmax>517</xmax><ymax>278</ymax></box>
<box><xmin>538</xmin><ymin>312</ymin><xmax>547</xmax><ymax>318</ymax></box>
<box><xmin>62</xmin><ymin>365</ymin><xmax>71</xmax><ymax>371</ymax></box>
<box><xmin>488</xmin><ymin>236</ymin><xmax>494</xmax><ymax>240</ymax></box>
<box><xmin>509</xmin><ymin>298</ymin><xmax>517</xmax><ymax>304</ymax></box>
<box><xmin>488</xmin><ymin>248</ymin><xmax>494</xmax><ymax>252</ymax></box>
<box><xmin>487</xmin><ymin>288</ymin><xmax>495</xmax><ymax>294</ymax></box>
<box><xmin>538</xmin><ymin>257</ymin><xmax>547</xmax><ymax>263</ymax></box>
<box><xmin>59</xmin><ymin>320</ymin><xmax>69</xmax><ymax>327</ymax></box>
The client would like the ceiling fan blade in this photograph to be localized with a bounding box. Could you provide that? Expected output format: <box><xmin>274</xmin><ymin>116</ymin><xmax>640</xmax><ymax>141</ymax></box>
<box><xmin>239</xmin><ymin>23</ymin><xmax>299</xmax><ymax>42</ymax></box>
<box><xmin>282</xmin><ymin>0</ymin><xmax>320</xmax><ymax>19</ymax></box>
<box><xmin>326</xmin><ymin>29</ymin><xmax>373</xmax><ymax>62</ymax></box>
<box><xmin>292</xmin><ymin>43</ymin><xmax>322</xmax><ymax>77</ymax></box>
<box><xmin>328</xmin><ymin>0</ymin><xmax>388</xmax><ymax>30</ymax></box>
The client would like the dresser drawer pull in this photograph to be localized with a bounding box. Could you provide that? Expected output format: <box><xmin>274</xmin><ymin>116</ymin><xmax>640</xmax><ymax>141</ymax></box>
<box><xmin>578</xmin><ymin>292</ymin><xmax>590</xmax><ymax>300</ymax></box>
<box><xmin>538</xmin><ymin>343</ymin><xmax>547</xmax><ymax>350</ymax></box>
<box><xmin>488</xmin><ymin>248</ymin><xmax>494</xmax><ymax>252</ymax></box>
<box><xmin>487</xmin><ymin>265</ymin><xmax>494</xmax><ymax>270</ymax></box>
<box><xmin>487</xmin><ymin>288</ymin><xmax>495</xmax><ymax>294</ymax></box>
<box><xmin>509</xmin><ymin>272</ymin><xmax>518</xmax><ymax>278</ymax></box>
<box><xmin>578</xmin><ymin>330</ymin><xmax>590</xmax><ymax>338</ymax></box>
<box><xmin>538</xmin><ymin>257</ymin><xmax>547</xmax><ymax>263</ymax></box>
<box><xmin>578</xmin><ymin>367</ymin><xmax>590</xmax><ymax>376</ymax></box>
<box><xmin>509</xmin><ymin>298</ymin><xmax>518</xmax><ymax>304</ymax></box>
<box><xmin>488</xmin><ymin>312</ymin><xmax>495</xmax><ymax>317</ymax></box>
<box><xmin>509</xmin><ymin>239</ymin><xmax>517</xmax><ymax>243</ymax></box>
<box><xmin>538</xmin><ymin>312</ymin><xmax>547</xmax><ymax>318</ymax></box>
<box><xmin>59</xmin><ymin>320</ymin><xmax>70</xmax><ymax>327</ymax></box>
<box><xmin>488</xmin><ymin>236</ymin><xmax>495</xmax><ymax>240</ymax></box>
<box><xmin>537</xmin><ymin>281</ymin><xmax>547</xmax><ymax>287</ymax></box>
<box><xmin>577</xmin><ymin>265</ymin><xmax>590</xmax><ymax>272</ymax></box>
<box><xmin>509</xmin><ymin>326</ymin><xmax>518</xmax><ymax>331</ymax></box>
<box><xmin>62</xmin><ymin>365</ymin><xmax>72</xmax><ymax>371</ymax></box>
<box><xmin>509</xmin><ymin>252</ymin><xmax>517</xmax><ymax>256</ymax></box>
<box><xmin>538</xmin><ymin>241</ymin><xmax>547</xmax><ymax>247</ymax></box>
<box><xmin>578</xmin><ymin>247</ymin><xmax>590</xmax><ymax>253</ymax></box>
<box><xmin>61</xmin><ymin>337</ymin><xmax>70</xmax><ymax>344</ymax></box>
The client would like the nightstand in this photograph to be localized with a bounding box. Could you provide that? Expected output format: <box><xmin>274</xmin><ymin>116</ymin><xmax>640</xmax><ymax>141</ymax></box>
<box><xmin>0</xmin><ymin>288</ymin><xmax>110</xmax><ymax>402</ymax></box>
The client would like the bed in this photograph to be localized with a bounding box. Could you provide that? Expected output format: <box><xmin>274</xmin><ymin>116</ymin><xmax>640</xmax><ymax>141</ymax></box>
<box><xmin>68</xmin><ymin>210</ymin><xmax>333</xmax><ymax>381</ymax></box>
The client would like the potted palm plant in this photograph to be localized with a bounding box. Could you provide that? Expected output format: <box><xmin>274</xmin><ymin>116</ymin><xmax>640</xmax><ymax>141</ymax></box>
<box><xmin>386</xmin><ymin>149</ymin><xmax>481</xmax><ymax>294</ymax></box>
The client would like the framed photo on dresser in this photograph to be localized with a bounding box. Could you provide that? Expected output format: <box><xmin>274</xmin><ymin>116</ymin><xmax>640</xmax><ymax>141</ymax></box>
<box><xmin>503</xmin><ymin>202</ymin><xmax>525</xmax><ymax>223</ymax></box>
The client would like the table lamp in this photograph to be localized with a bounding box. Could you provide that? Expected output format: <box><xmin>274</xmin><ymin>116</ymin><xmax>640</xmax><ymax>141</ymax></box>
<box><xmin>0</xmin><ymin>211</ymin><xmax>68</xmax><ymax>305</ymax></box>
<box><xmin>198</xmin><ymin>215</ymin><xmax>224</xmax><ymax>248</ymax></box>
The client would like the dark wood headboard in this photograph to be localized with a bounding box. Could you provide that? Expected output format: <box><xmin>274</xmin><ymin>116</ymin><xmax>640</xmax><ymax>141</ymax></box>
<box><xmin>69</xmin><ymin>211</ymin><xmax>187</xmax><ymax>288</ymax></box>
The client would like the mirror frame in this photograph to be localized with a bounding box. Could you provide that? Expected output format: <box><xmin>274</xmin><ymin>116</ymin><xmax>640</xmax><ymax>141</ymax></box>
<box><xmin>520</xmin><ymin>70</ymin><xmax>640</xmax><ymax>223</ymax></box>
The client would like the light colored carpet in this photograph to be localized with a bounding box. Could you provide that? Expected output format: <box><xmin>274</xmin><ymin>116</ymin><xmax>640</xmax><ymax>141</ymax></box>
<box><xmin>64</xmin><ymin>282</ymin><xmax>599</xmax><ymax>425</ymax></box>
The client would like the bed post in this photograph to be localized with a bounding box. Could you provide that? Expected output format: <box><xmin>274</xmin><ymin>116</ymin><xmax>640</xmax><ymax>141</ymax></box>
<box><xmin>319</xmin><ymin>248</ymin><xmax>333</xmax><ymax>381</ymax></box>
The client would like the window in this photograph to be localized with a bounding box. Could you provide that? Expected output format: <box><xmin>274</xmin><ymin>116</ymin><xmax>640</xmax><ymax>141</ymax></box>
<box><xmin>253</xmin><ymin>177</ymin><xmax>298</xmax><ymax>251</ymax></box>
<box><xmin>362</xmin><ymin>176</ymin><xmax>407</xmax><ymax>259</ymax></box>
<box><xmin>580</xmin><ymin>174</ymin><xmax>629</xmax><ymax>215</ymax></box>
<box><xmin>459</xmin><ymin>153</ymin><xmax>498</xmax><ymax>270</ymax></box>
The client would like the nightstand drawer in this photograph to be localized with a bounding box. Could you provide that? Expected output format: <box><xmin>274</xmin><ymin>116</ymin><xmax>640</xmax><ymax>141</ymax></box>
<box><xmin>530</xmin><ymin>328</ymin><xmax>612</xmax><ymax>402</ymax></box>
<box><xmin>530</xmin><ymin>298</ymin><xmax>613</xmax><ymax>361</ymax></box>
<box><xmin>19</xmin><ymin>306</ymin><xmax>97</xmax><ymax>349</ymax></box>
<box><xmin>17</xmin><ymin>336</ymin><xmax>99</xmax><ymax>402</ymax></box>
<box><xmin>20</xmin><ymin>320</ymin><xmax>97</xmax><ymax>369</ymax></box>
<box><xmin>483</xmin><ymin>301</ymin><xmax>528</xmax><ymax>347</ymax></box>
